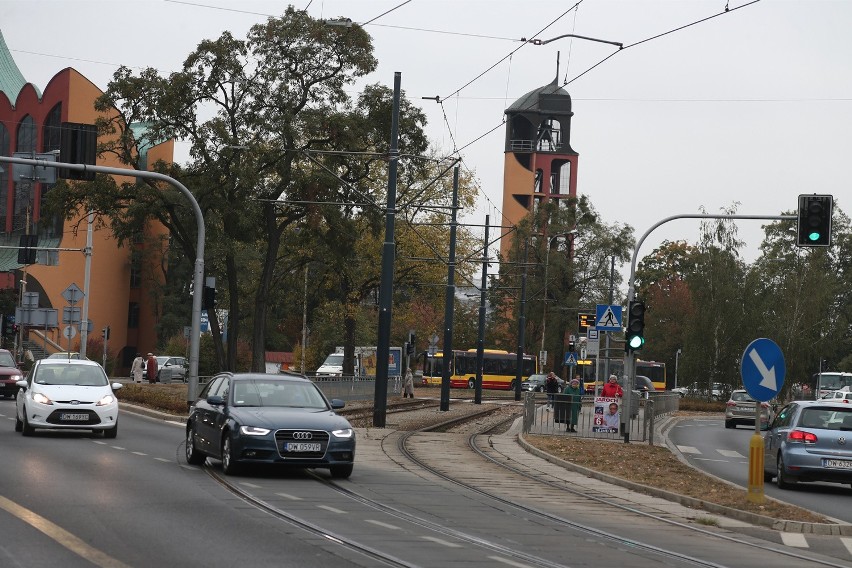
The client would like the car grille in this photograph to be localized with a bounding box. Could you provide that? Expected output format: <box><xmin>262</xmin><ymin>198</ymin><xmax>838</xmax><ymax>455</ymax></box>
<box><xmin>275</xmin><ymin>429</ymin><xmax>329</xmax><ymax>459</ymax></box>
<box><xmin>46</xmin><ymin>409</ymin><xmax>101</xmax><ymax>425</ymax></box>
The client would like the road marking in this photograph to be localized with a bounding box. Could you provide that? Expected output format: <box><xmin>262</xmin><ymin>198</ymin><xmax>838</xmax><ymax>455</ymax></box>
<box><xmin>154</xmin><ymin>457</ymin><xmax>170</xmax><ymax>463</ymax></box>
<box><xmin>841</xmin><ymin>537</ymin><xmax>852</xmax><ymax>556</ymax></box>
<box><xmin>421</xmin><ymin>536</ymin><xmax>462</xmax><ymax>548</ymax></box>
<box><xmin>239</xmin><ymin>482</ymin><xmax>262</xmax><ymax>489</ymax></box>
<box><xmin>131</xmin><ymin>451</ymin><xmax>147</xmax><ymax>456</ymax></box>
<box><xmin>780</xmin><ymin>532</ymin><xmax>808</xmax><ymax>547</ymax></box>
<box><xmin>677</xmin><ymin>445</ymin><xmax>700</xmax><ymax>454</ymax></box>
<box><xmin>365</xmin><ymin>519</ymin><xmax>400</xmax><ymax>530</ymax></box>
<box><xmin>275</xmin><ymin>492</ymin><xmax>302</xmax><ymax>501</ymax></box>
<box><xmin>317</xmin><ymin>505</ymin><xmax>346</xmax><ymax>514</ymax></box>
<box><xmin>93</xmin><ymin>441</ymin><xmax>107</xmax><ymax>445</ymax></box>
<box><xmin>487</xmin><ymin>556</ymin><xmax>534</xmax><ymax>567</ymax></box>
<box><xmin>110</xmin><ymin>446</ymin><xmax>126</xmax><ymax>451</ymax></box>
<box><xmin>717</xmin><ymin>449</ymin><xmax>745</xmax><ymax>458</ymax></box>
<box><xmin>0</xmin><ymin>495</ymin><xmax>131</xmax><ymax>568</ymax></box>
<box><xmin>692</xmin><ymin>458</ymin><xmax>728</xmax><ymax>462</ymax></box>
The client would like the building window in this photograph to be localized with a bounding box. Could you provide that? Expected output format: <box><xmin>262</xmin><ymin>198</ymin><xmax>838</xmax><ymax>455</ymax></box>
<box><xmin>130</xmin><ymin>250</ymin><xmax>142</xmax><ymax>288</ymax></box>
<box><xmin>128</xmin><ymin>302</ymin><xmax>140</xmax><ymax>329</ymax></box>
<box><xmin>13</xmin><ymin>116</ymin><xmax>36</xmax><ymax>232</ymax></box>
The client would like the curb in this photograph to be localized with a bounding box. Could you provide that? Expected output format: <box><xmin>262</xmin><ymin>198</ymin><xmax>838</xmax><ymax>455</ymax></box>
<box><xmin>517</xmin><ymin>428</ymin><xmax>852</xmax><ymax>536</ymax></box>
<box><xmin>119</xmin><ymin>402</ymin><xmax>186</xmax><ymax>424</ymax></box>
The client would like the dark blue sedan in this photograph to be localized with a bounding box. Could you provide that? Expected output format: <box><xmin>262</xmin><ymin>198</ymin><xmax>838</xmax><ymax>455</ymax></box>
<box><xmin>186</xmin><ymin>372</ymin><xmax>356</xmax><ymax>478</ymax></box>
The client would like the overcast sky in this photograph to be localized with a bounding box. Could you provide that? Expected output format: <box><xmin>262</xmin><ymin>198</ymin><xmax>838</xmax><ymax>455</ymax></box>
<box><xmin>3</xmin><ymin>0</ymin><xmax>851</xmax><ymax>283</ymax></box>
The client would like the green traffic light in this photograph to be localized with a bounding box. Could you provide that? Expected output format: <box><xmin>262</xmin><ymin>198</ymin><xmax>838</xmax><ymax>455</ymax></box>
<box><xmin>628</xmin><ymin>335</ymin><xmax>644</xmax><ymax>349</ymax></box>
<box><xmin>808</xmin><ymin>231</ymin><xmax>821</xmax><ymax>242</ymax></box>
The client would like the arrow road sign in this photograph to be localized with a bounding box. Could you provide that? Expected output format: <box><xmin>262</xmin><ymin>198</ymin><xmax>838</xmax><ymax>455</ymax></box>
<box><xmin>740</xmin><ymin>338</ymin><xmax>786</xmax><ymax>402</ymax></box>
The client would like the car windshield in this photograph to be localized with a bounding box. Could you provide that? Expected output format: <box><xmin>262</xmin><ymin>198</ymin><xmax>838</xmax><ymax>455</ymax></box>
<box><xmin>232</xmin><ymin>380</ymin><xmax>329</xmax><ymax>409</ymax></box>
<box><xmin>35</xmin><ymin>365</ymin><xmax>108</xmax><ymax>386</ymax></box>
<box><xmin>0</xmin><ymin>352</ymin><xmax>16</xmax><ymax>367</ymax></box>
<box><xmin>321</xmin><ymin>354</ymin><xmax>343</xmax><ymax>366</ymax></box>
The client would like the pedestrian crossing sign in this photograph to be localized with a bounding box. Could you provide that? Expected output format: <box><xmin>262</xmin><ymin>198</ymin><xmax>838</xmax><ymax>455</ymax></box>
<box><xmin>564</xmin><ymin>352</ymin><xmax>577</xmax><ymax>365</ymax></box>
<box><xmin>595</xmin><ymin>304</ymin><xmax>623</xmax><ymax>331</ymax></box>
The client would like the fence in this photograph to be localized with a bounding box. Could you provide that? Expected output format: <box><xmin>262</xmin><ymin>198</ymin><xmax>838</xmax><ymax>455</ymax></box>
<box><xmin>522</xmin><ymin>391</ymin><xmax>679</xmax><ymax>444</ymax></box>
<box><xmin>310</xmin><ymin>376</ymin><xmax>402</xmax><ymax>402</ymax></box>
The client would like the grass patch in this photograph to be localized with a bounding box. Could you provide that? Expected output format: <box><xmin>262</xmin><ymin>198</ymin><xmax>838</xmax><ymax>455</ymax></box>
<box><xmin>117</xmin><ymin>384</ymin><xmax>190</xmax><ymax>415</ymax></box>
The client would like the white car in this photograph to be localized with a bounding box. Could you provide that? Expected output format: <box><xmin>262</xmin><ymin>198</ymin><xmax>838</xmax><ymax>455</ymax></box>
<box><xmin>15</xmin><ymin>359</ymin><xmax>122</xmax><ymax>438</ymax></box>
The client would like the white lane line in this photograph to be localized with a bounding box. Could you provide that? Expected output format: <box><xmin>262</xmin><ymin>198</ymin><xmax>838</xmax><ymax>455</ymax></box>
<box><xmin>239</xmin><ymin>482</ymin><xmax>262</xmax><ymax>489</ymax></box>
<box><xmin>693</xmin><ymin>458</ymin><xmax>728</xmax><ymax>462</ymax></box>
<box><xmin>154</xmin><ymin>457</ymin><xmax>170</xmax><ymax>463</ymax></box>
<box><xmin>364</xmin><ymin>519</ymin><xmax>400</xmax><ymax>530</ymax></box>
<box><xmin>317</xmin><ymin>505</ymin><xmax>346</xmax><ymax>514</ymax></box>
<box><xmin>92</xmin><ymin>441</ymin><xmax>107</xmax><ymax>445</ymax></box>
<box><xmin>421</xmin><ymin>536</ymin><xmax>462</xmax><ymax>548</ymax></box>
<box><xmin>487</xmin><ymin>556</ymin><xmax>534</xmax><ymax>567</ymax></box>
<box><xmin>132</xmin><ymin>451</ymin><xmax>147</xmax><ymax>456</ymax></box>
<box><xmin>780</xmin><ymin>532</ymin><xmax>809</xmax><ymax>548</ymax></box>
<box><xmin>275</xmin><ymin>492</ymin><xmax>303</xmax><ymax>501</ymax></box>
<box><xmin>717</xmin><ymin>449</ymin><xmax>746</xmax><ymax>458</ymax></box>
<box><xmin>677</xmin><ymin>446</ymin><xmax>700</xmax><ymax>454</ymax></box>
<box><xmin>110</xmin><ymin>446</ymin><xmax>126</xmax><ymax>451</ymax></box>
<box><xmin>841</xmin><ymin>537</ymin><xmax>852</xmax><ymax>556</ymax></box>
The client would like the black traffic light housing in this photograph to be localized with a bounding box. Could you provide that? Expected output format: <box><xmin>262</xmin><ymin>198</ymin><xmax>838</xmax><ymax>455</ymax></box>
<box><xmin>797</xmin><ymin>194</ymin><xmax>833</xmax><ymax>247</ymax></box>
<box><xmin>406</xmin><ymin>331</ymin><xmax>416</xmax><ymax>356</ymax></box>
<box><xmin>625</xmin><ymin>300</ymin><xmax>646</xmax><ymax>352</ymax></box>
<box><xmin>17</xmin><ymin>234</ymin><xmax>38</xmax><ymax>265</ymax></box>
<box><xmin>202</xmin><ymin>285</ymin><xmax>216</xmax><ymax>310</ymax></box>
<box><xmin>102</xmin><ymin>326</ymin><xmax>110</xmax><ymax>340</ymax></box>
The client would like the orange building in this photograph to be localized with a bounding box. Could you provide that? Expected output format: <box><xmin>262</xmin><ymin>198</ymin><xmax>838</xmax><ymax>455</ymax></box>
<box><xmin>500</xmin><ymin>76</ymin><xmax>579</xmax><ymax>260</ymax></box>
<box><xmin>0</xmin><ymin>31</ymin><xmax>171</xmax><ymax>371</ymax></box>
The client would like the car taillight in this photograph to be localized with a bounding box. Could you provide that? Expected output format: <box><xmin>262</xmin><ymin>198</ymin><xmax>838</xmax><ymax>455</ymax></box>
<box><xmin>788</xmin><ymin>430</ymin><xmax>818</xmax><ymax>443</ymax></box>
<box><xmin>726</xmin><ymin>401</ymin><xmax>737</xmax><ymax>407</ymax></box>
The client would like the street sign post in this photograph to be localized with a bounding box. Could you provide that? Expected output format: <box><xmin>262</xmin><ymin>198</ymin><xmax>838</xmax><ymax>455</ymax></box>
<box><xmin>595</xmin><ymin>304</ymin><xmax>622</xmax><ymax>332</ymax></box>
<box><xmin>740</xmin><ymin>337</ymin><xmax>786</xmax><ymax>505</ymax></box>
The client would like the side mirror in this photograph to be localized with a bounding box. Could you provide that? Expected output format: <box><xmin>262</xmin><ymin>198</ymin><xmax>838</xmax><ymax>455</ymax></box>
<box><xmin>111</xmin><ymin>382</ymin><xmax>123</xmax><ymax>391</ymax></box>
<box><xmin>15</xmin><ymin>379</ymin><xmax>26</xmax><ymax>390</ymax></box>
<box><xmin>330</xmin><ymin>398</ymin><xmax>345</xmax><ymax>410</ymax></box>
<box><xmin>207</xmin><ymin>395</ymin><xmax>225</xmax><ymax>406</ymax></box>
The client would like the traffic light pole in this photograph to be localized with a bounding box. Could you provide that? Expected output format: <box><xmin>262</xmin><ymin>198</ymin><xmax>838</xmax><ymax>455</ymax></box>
<box><xmin>624</xmin><ymin>212</ymin><xmax>795</xmax><ymax>443</ymax></box>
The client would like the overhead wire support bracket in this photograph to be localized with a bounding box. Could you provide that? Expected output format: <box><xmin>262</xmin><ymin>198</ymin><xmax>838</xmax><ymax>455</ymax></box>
<box><xmin>526</xmin><ymin>33</ymin><xmax>623</xmax><ymax>49</ymax></box>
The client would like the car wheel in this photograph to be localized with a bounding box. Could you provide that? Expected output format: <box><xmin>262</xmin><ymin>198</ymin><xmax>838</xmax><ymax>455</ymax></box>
<box><xmin>14</xmin><ymin>414</ymin><xmax>22</xmax><ymax>432</ymax></box>
<box><xmin>776</xmin><ymin>453</ymin><xmax>797</xmax><ymax>489</ymax></box>
<box><xmin>221</xmin><ymin>435</ymin><xmax>240</xmax><ymax>475</ymax></box>
<box><xmin>330</xmin><ymin>464</ymin><xmax>353</xmax><ymax>479</ymax></box>
<box><xmin>467</xmin><ymin>378</ymin><xmax>475</xmax><ymax>389</ymax></box>
<box><xmin>186</xmin><ymin>428</ymin><xmax>206</xmax><ymax>465</ymax></box>
<box><xmin>21</xmin><ymin>412</ymin><xmax>35</xmax><ymax>436</ymax></box>
<box><xmin>103</xmin><ymin>423</ymin><xmax>118</xmax><ymax>439</ymax></box>
<box><xmin>725</xmin><ymin>420</ymin><xmax>734</xmax><ymax>429</ymax></box>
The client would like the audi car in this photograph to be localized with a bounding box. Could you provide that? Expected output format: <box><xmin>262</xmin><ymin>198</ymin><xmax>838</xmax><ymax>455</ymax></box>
<box><xmin>763</xmin><ymin>400</ymin><xmax>852</xmax><ymax>490</ymax></box>
<box><xmin>15</xmin><ymin>359</ymin><xmax>121</xmax><ymax>437</ymax></box>
<box><xmin>185</xmin><ymin>372</ymin><xmax>356</xmax><ymax>478</ymax></box>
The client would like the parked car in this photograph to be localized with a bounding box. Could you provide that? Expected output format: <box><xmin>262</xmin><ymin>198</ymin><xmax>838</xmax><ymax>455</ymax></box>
<box><xmin>15</xmin><ymin>358</ymin><xmax>122</xmax><ymax>438</ymax></box>
<box><xmin>763</xmin><ymin>400</ymin><xmax>852</xmax><ymax>489</ymax></box>
<box><xmin>820</xmin><ymin>387</ymin><xmax>852</xmax><ymax>402</ymax></box>
<box><xmin>633</xmin><ymin>375</ymin><xmax>654</xmax><ymax>399</ymax></box>
<box><xmin>185</xmin><ymin>372</ymin><xmax>356</xmax><ymax>478</ymax></box>
<box><xmin>521</xmin><ymin>373</ymin><xmax>564</xmax><ymax>393</ymax></box>
<box><xmin>156</xmin><ymin>355</ymin><xmax>188</xmax><ymax>383</ymax></box>
<box><xmin>0</xmin><ymin>348</ymin><xmax>24</xmax><ymax>398</ymax></box>
<box><xmin>725</xmin><ymin>389</ymin><xmax>771</xmax><ymax>428</ymax></box>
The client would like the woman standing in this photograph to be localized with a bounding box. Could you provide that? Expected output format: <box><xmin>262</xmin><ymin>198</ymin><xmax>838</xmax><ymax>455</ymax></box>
<box><xmin>563</xmin><ymin>377</ymin><xmax>584</xmax><ymax>432</ymax></box>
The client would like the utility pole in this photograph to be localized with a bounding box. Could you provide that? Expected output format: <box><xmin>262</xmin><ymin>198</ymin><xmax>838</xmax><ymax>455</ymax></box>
<box><xmin>514</xmin><ymin>239</ymin><xmax>529</xmax><ymax>402</ymax></box>
<box><xmin>440</xmin><ymin>166</ymin><xmax>459</xmax><ymax>412</ymax></box>
<box><xmin>474</xmin><ymin>215</ymin><xmax>489</xmax><ymax>405</ymax></box>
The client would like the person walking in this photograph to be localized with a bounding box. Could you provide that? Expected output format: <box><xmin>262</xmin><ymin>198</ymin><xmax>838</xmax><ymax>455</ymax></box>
<box><xmin>403</xmin><ymin>368</ymin><xmax>415</xmax><ymax>399</ymax></box>
<box><xmin>544</xmin><ymin>372</ymin><xmax>560</xmax><ymax>409</ymax></box>
<box><xmin>563</xmin><ymin>377</ymin><xmax>583</xmax><ymax>432</ymax></box>
<box><xmin>131</xmin><ymin>353</ymin><xmax>145</xmax><ymax>384</ymax></box>
<box><xmin>601</xmin><ymin>374</ymin><xmax>623</xmax><ymax>398</ymax></box>
<box><xmin>146</xmin><ymin>353</ymin><xmax>158</xmax><ymax>384</ymax></box>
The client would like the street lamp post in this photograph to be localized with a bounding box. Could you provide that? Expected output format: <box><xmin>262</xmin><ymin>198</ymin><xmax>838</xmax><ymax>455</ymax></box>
<box><xmin>540</xmin><ymin>230</ymin><xmax>577</xmax><ymax>366</ymax></box>
<box><xmin>675</xmin><ymin>348</ymin><xmax>682</xmax><ymax>390</ymax></box>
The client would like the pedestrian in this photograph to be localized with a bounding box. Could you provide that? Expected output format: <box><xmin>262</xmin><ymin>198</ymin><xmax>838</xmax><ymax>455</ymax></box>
<box><xmin>601</xmin><ymin>374</ymin><xmax>623</xmax><ymax>398</ymax></box>
<box><xmin>563</xmin><ymin>377</ymin><xmax>583</xmax><ymax>432</ymax></box>
<box><xmin>146</xmin><ymin>352</ymin><xmax>158</xmax><ymax>384</ymax></box>
<box><xmin>131</xmin><ymin>353</ymin><xmax>145</xmax><ymax>383</ymax></box>
<box><xmin>544</xmin><ymin>372</ymin><xmax>560</xmax><ymax>409</ymax></box>
<box><xmin>403</xmin><ymin>368</ymin><xmax>415</xmax><ymax>399</ymax></box>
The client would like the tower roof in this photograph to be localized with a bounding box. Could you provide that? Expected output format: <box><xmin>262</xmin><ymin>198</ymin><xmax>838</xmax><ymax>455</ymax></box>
<box><xmin>506</xmin><ymin>78</ymin><xmax>572</xmax><ymax>115</ymax></box>
<box><xmin>0</xmin><ymin>30</ymin><xmax>34</xmax><ymax>103</ymax></box>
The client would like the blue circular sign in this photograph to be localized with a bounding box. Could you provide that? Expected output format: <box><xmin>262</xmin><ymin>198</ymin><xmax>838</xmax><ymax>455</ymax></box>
<box><xmin>740</xmin><ymin>338</ymin><xmax>786</xmax><ymax>402</ymax></box>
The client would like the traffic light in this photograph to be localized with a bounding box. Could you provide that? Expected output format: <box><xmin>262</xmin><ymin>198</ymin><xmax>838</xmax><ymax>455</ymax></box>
<box><xmin>568</xmin><ymin>340</ymin><xmax>576</xmax><ymax>352</ymax></box>
<box><xmin>102</xmin><ymin>326</ymin><xmax>110</xmax><ymax>340</ymax></box>
<box><xmin>625</xmin><ymin>300</ymin><xmax>646</xmax><ymax>352</ymax></box>
<box><xmin>202</xmin><ymin>285</ymin><xmax>216</xmax><ymax>310</ymax></box>
<box><xmin>406</xmin><ymin>331</ymin><xmax>415</xmax><ymax>355</ymax></box>
<box><xmin>797</xmin><ymin>194</ymin><xmax>833</xmax><ymax>247</ymax></box>
<box><xmin>17</xmin><ymin>234</ymin><xmax>37</xmax><ymax>265</ymax></box>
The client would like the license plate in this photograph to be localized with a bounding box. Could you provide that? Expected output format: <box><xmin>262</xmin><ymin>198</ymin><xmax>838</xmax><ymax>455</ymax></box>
<box><xmin>824</xmin><ymin>459</ymin><xmax>852</xmax><ymax>469</ymax></box>
<box><xmin>61</xmin><ymin>413</ymin><xmax>88</xmax><ymax>421</ymax></box>
<box><xmin>285</xmin><ymin>442</ymin><xmax>321</xmax><ymax>452</ymax></box>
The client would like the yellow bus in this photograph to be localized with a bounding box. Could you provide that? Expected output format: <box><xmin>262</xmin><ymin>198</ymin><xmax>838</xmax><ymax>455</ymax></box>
<box><xmin>418</xmin><ymin>349</ymin><xmax>538</xmax><ymax>390</ymax></box>
<box><xmin>635</xmin><ymin>359</ymin><xmax>666</xmax><ymax>391</ymax></box>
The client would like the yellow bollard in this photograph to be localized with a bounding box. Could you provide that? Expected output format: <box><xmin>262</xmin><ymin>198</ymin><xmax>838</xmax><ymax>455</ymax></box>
<box><xmin>747</xmin><ymin>432</ymin><xmax>765</xmax><ymax>503</ymax></box>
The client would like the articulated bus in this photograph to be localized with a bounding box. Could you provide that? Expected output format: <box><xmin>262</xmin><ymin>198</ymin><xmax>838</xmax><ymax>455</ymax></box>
<box><xmin>635</xmin><ymin>360</ymin><xmax>666</xmax><ymax>391</ymax></box>
<box><xmin>418</xmin><ymin>349</ymin><xmax>538</xmax><ymax>390</ymax></box>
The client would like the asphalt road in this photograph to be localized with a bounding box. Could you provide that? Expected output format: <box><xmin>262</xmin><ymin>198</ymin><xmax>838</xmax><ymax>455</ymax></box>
<box><xmin>668</xmin><ymin>416</ymin><xmax>852</xmax><ymax>523</ymax></box>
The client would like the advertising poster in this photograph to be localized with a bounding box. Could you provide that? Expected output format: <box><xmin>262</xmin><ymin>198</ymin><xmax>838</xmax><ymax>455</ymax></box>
<box><xmin>593</xmin><ymin>396</ymin><xmax>621</xmax><ymax>433</ymax></box>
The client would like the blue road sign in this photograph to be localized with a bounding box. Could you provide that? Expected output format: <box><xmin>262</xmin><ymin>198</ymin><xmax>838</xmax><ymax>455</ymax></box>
<box><xmin>740</xmin><ymin>338</ymin><xmax>786</xmax><ymax>402</ymax></box>
<box><xmin>563</xmin><ymin>352</ymin><xmax>577</xmax><ymax>365</ymax></box>
<box><xmin>595</xmin><ymin>304</ymin><xmax>623</xmax><ymax>331</ymax></box>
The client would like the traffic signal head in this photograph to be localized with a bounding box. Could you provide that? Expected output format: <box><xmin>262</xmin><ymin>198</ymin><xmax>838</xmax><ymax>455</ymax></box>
<box><xmin>625</xmin><ymin>300</ymin><xmax>646</xmax><ymax>352</ymax></box>
<box><xmin>797</xmin><ymin>194</ymin><xmax>833</xmax><ymax>247</ymax></box>
<box><xmin>202</xmin><ymin>285</ymin><xmax>217</xmax><ymax>310</ymax></box>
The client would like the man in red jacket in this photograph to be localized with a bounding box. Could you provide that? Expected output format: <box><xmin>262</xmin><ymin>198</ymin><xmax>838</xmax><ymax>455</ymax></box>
<box><xmin>601</xmin><ymin>374</ymin><xmax>623</xmax><ymax>398</ymax></box>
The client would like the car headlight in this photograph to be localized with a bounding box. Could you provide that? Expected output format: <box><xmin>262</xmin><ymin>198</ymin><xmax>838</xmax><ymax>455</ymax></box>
<box><xmin>33</xmin><ymin>392</ymin><xmax>53</xmax><ymax>405</ymax></box>
<box><xmin>239</xmin><ymin>425</ymin><xmax>271</xmax><ymax>436</ymax></box>
<box><xmin>332</xmin><ymin>428</ymin><xmax>354</xmax><ymax>439</ymax></box>
<box><xmin>96</xmin><ymin>394</ymin><xmax>116</xmax><ymax>406</ymax></box>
